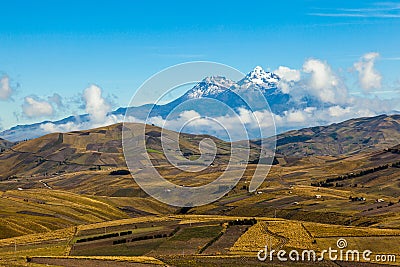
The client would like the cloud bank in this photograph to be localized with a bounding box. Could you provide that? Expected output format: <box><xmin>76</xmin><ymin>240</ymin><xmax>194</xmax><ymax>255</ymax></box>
<box><xmin>22</xmin><ymin>96</ymin><xmax>54</xmax><ymax>118</ymax></box>
<box><xmin>37</xmin><ymin>53</ymin><xmax>399</xmax><ymax>141</ymax></box>
<box><xmin>40</xmin><ymin>84</ymin><xmax>143</xmax><ymax>133</ymax></box>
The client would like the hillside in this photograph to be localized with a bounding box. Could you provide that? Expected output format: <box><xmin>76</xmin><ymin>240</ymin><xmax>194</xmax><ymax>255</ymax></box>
<box><xmin>1</xmin><ymin>115</ymin><xmax>400</xmax><ymax>266</ymax></box>
<box><xmin>0</xmin><ymin>122</ymin><xmax>262</xmax><ymax>181</ymax></box>
<box><xmin>0</xmin><ymin>116</ymin><xmax>399</xmax><ymax>228</ymax></box>
<box><xmin>267</xmin><ymin>114</ymin><xmax>400</xmax><ymax>157</ymax></box>
<box><xmin>0</xmin><ymin>138</ymin><xmax>13</xmax><ymax>152</ymax></box>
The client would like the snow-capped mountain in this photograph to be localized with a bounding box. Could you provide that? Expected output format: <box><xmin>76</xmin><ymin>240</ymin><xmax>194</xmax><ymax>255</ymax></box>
<box><xmin>152</xmin><ymin>66</ymin><xmax>291</xmax><ymax>116</ymax></box>
<box><xmin>186</xmin><ymin>76</ymin><xmax>235</xmax><ymax>99</ymax></box>
<box><xmin>237</xmin><ymin>66</ymin><xmax>280</xmax><ymax>89</ymax></box>
<box><xmin>0</xmin><ymin>66</ymin><xmax>321</xmax><ymax>141</ymax></box>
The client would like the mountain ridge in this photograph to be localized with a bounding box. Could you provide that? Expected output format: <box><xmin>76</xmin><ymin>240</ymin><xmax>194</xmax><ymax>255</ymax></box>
<box><xmin>265</xmin><ymin>114</ymin><xmax>400</xmax><ymax>157</ymax></box>
<box><xmin>0</xmin><ymin>122</ymin><xmax>260</xmax><ymax>179</ymax></box>
<box><xmin>1</xmin><ymin>114</ymin><xmax>400</xmax><ymax>179</ymax></box>
<box><xmin>0</xmin><ymin>66</ymin><xmax>393</xmax><ymax>142</ymax></box>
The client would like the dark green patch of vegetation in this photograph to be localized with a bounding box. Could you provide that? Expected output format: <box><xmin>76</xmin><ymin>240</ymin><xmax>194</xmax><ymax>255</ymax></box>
<box><xmin>248</xmin><ymin>156</ymin><xmax>279</xmax><ymax>165</ymax></box>
<box><xmin>228</xmin><ymin>218</ymin><xmax>257</xmax><ymax>226</ymax></box>
<box><xmin>76</xmin><ymin>230</ymin><xmax>134</xmax><ymax>243</ymax></box>
<box><xmin>277</xmin><ymin>135</ymin><xmax>312</xmax><ymax>146</ymax></box>
<box><xmin>177</xmin><ymin>206</ymin><xmax>192</xmax><ymax>214</ymax></box>
<box><xmin>146</xmin><ymin>148</ymin><xmax>163</xmax><ymax>154</ymax></box>
<box><xmin>109</xmin><ymin>169</ymin><xmax>130</xmax><ymax>175</ymax></box>
<box><xmin>170</xmin><ymin>225</ymin><xmax>222</xmax><ymax>241</ymax></box>
<box><xmin>73</xmin><ymin>239</ymin><xmax>164</xmax><ymax>256</ymax></box>
<box><xmin>199</xmin><ymin>231</ymin><xmax>224</xmax><ymax>254</ymax></box>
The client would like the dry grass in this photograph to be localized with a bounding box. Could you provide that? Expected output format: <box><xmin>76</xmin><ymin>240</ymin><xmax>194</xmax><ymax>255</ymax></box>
<box><xmin>266</xmin><ymin>221</ymin><xmax>316</xmax><ymax>250</ymax></box>
<box><xmin>230</xmin><ymin>222</ymin><xmax>280</xmax><ymax>254</ymax></box>
<box><xmin>29</xmin><ymin>255</ymin><xmax>166</xmax><ymax>265</ymax></box>
<box><xmin>76</xmin><ymin>216</ymin><xmax>174</xmax><ymax>231</ymax></box>
<box><xmin>0</xmin><ymin>227</ymin><xmax>75</xmax><ymax>247</ymax></box>
<box><xmin>303</xmin><ymin>221</ymin><xmax>400</xmax><ymax>238</ymax></box>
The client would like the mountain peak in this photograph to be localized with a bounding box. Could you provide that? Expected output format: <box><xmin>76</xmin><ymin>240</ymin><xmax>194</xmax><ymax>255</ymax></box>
<box><xmin>238</xmin><ymin>66</ymin><xmax>280</xmax><ymax>88</ymax></box>
<box><xmin>202</xmin><ymin>75</ymin><xmax>232</xmax><ymax>85</ymax></box>
<box><xmin>186</xmin><ymin>76</ymin><xmax>234</xmax><ymax>99</ymax></box>
<box><xmin>253</xmin><ymin>65</ymin><xmax>264</xmax><ymax>73</ymax></box>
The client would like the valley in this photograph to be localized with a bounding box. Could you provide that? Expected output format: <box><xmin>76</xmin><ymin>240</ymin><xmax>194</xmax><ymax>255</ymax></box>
<box><xmin>0</xmin><ymin>116</ymin><xmax>399</xmax><ymax>266</ymax></box>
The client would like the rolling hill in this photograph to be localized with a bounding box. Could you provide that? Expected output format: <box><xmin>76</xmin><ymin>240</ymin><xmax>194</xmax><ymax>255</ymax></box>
<box><xmin>0</xmin><ymin>138</ymin><xmax>13</xmax><ymax>152</ymax></box>
<box><xmin>2</xmin><ymin>114</ymin><xmax>400</xmax><ymax>184</ymax></box>
<box><xmin>0</xmin><ymin>122</ymin><xmax>260</xmax><ymax>180</ymax></box>
<box><xmin>262</xmin><ymin>114</ymin><xmax>400</xmax><ymax>157</ymax></box>
<box><xmin>1</xmin><ymin>114</ymin><xmax>400</xmax><ymax>266</ymax></box>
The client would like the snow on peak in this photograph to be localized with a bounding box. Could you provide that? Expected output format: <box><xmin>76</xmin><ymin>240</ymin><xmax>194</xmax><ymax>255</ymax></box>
<box><xmin>239</xmin><ymin>66</ymin><xmax>280</xmax><ymax>88</ymax></box>
<box><xmin>253</xmin><ymin>66</ymin><xmax>264</xmax><ymax>72</ymax></box>
<box><xmin>187</xmin><ymin>76</ymin><xmax>234</xmax><ymax>99</ymax></box>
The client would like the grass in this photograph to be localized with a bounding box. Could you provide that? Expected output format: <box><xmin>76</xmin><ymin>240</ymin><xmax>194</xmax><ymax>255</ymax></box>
<box><xmin>72</xmin><ymin>239</ymin><xmax>165</xmax><ymax>256</ymax></box>
<box><xmin>303</xmin><ymin>221</ymin><xmax>400</xmax><ymax>238</ymax></box>
<box><xmin>316</xmin><ymin>236</ymin><xmax>400</xmax><ymax>256</ymax></box>
<box><xmin>72</xmin><ymin>226</ymin><xmax>165</xmax><ymax>243</ymax></box>
<box><xmin>267</xmin><ymin>221</ymin><xmax>316</xmax><ymax>250</ymax></box>
<box><xmin>1</xmin><ymin>215</ymin><xmax>400</xmax><ymax>265</ymax></box>
<box><xmin>0</xmin><ymin>227</ymin><xmax>75</xmax><ymax>246</ymax></box>
<box><xmin>28</xmin><ymin>255</ymin><xmax>166</xmax><ymax>265</ymax></box>
<box><xmin>230</xmin><ymin>222</ymin><xmax>279</xmax><ymax>254</ymax></box>
<box><xmin>146</xmin><ymin>148</ymin><xmax>163</xmax><ymax>154</ymax></box>
<box><xmin>2</xmin><ymin>122</ymin><xmax>400</xmax><ymax>264</ymax></box>
<box><xmin>170</xmin><ymin>225</ymin><xmax>223</xmax><ymax>241</ymax></box>
<box><xmin>0</xmin><ymin>189</ymin><xmax>131</xmax><ymax>239</ymax></box>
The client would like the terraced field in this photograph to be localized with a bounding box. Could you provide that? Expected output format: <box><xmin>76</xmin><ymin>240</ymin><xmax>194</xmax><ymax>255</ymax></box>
<box><xmin>0</xmin><ymin>215</ymin><xmax>399</xmax><ymax>266</ymax></box>
<box><xmin>1</xmin><ymin>119</ymin><xmax>400</xmax><ymax>266</ymax></box>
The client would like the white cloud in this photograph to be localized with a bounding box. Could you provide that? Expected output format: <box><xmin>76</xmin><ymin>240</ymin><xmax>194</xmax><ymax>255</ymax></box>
<box><xmin>40</xmin><ymin>114</ymin><xmax>143</xmax><ymax>134</ymax></box>
<box><xmin>40</xmin><ymin>85</ymin><xmax>125</xmax><ymax>135</ymax></box>
<box><xmin>48</xmin><ymin>93</ymin><xmax>64</xmax><ymax>109</ymax></box>
<box><xmin>22</xmin><ymin>96</ymin><xmax>54</xmax><ymax>118</ymax></box>
<box><xmin>83</xmin><ymin>85</ymin><xmax>111</xmax><ymax>123</ymax></box>
<box><xmin>284</xmin><ymin>110</ymin><xmax>307</xmax><ymax>123</ymax></box>
<box><xmin>38</xmin><ymin>95</ymin><xmax>397</xmax><ymax>141</ymax></box>
<box><xmin>40</xmin><ymin>121</ymin><xmax>81</xmax><ymax>133</ymax></box>
<box><xmin>327</xmin><ymin>105</ymin><xmax>352</xmax><ymax>117</ymax></box>
<box><xmin>36</xmin><ymin>56</ymin><xmax>399</xmax><ymax>141</ymax></box>
<box><xmin>302</xmin><ymin>59</ymin><xmax>349</xmax><ymax>104</ymax></box>
<box><xmin>275</xmin><ymin>66</ymin><xmax>301</xmax><ymax>82</ymax></box>
<box><xmin>274</xmin><ymin>66</ymin><xmax>301</xmax><ymax>94</ymax></box>
<box><xmin>147</xmin><ymin>108</ymin><xmax>281</xmax><ymax>141</ymax></box>
<box><xmin>0</xmin><ymin>75</ymin><xmax>12</xmax><ymax>100</ymax></box>
<box><xmin>354</xmin><ymin>52</ymin><xmax>382</xmax><ymax>90</ymax></box>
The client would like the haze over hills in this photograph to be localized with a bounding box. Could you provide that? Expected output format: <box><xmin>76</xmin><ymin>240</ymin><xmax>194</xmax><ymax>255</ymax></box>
<box><xmin>0</xmin><ymin>66</ymin><xmax>333</xmax><ymax>142</ymax></box>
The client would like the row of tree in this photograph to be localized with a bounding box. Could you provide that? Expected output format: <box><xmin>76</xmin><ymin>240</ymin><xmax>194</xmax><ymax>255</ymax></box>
<box><xmin>311</xmin><ymin>161</ymin><xmax>400</xmax><ymax>188</ymax></box>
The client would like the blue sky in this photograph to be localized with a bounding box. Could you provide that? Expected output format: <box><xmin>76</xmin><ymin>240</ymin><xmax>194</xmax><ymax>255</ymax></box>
<box><xmin>0</xmin><ymin>0</ymin><xmax>400</xmax><ymax>130</ymax></box>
